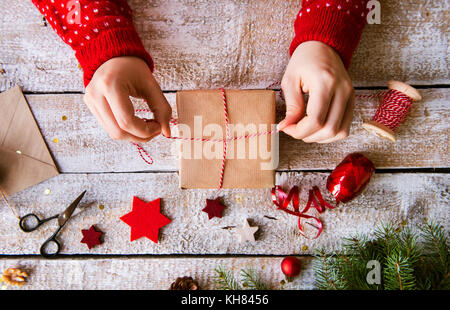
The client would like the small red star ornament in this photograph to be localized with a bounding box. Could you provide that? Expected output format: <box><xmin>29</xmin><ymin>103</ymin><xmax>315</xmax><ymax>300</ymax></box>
<box><xmin>202</xmin><ymin>198</ymin><xmax>227</xmax><ymax>220</ymax></box>
<box><xmin>80</xmin><ymin>225</ymin><xmax>103</xmax><ymax>249</ymax></box>
<box><xmin>120</xmin><ymin>196</ymin><xmax>171</xmax><ymax>243</ymax></box>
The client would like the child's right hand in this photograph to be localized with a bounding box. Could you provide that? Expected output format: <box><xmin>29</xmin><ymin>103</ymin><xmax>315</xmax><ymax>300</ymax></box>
<box><xmin>84</xmin><ymin>56</ymin><xmax>172</xmax><ymax>143</ymax></box>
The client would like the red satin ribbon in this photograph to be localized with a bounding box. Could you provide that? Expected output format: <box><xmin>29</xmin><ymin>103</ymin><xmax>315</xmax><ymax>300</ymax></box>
<box><xmin>271</xmin><ymin>186</ymin><xmax>337</xmax><ymax>239</ymax></box>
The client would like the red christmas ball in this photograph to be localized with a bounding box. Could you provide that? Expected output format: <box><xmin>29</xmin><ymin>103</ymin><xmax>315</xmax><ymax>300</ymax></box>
<box><xmin>281</xmin><ymin>256</ymin><xmax>301</xmax><ymax>277</ymax></box>
<box><xmin>327</xmin><ymin>152</ymin><xmax>375</xmax><ymax>203</ymax></box>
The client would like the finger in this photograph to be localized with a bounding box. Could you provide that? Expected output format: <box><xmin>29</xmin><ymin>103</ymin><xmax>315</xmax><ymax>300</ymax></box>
<box><xmin>86</xmin><ymin>94</ymin><xmax>158</xmax><ymax>143</ymax></box>
<box><xmin>278</xmin><ymin>79</ymin><xmax>305</xmax><ymax>131</ymax></box>
<box><xmin>317</xmin><ymin>94</ymin><xmax>355</xmax><ymax>143</ymax></box>
<box><xmin>144</xmin><ymin>84</ymin><xmax>172</xmax><ymax>138</ymax></box>
<box><xmin>302</xmin><ymin>88</ymin><xmax>352</xmax><ymax>143</ymax></box>
<box><xmin>105</xmin><ymin>86</ymin><xmax>161</xmax><ymax>139</ymax></box>
<box><xmin>282</xmin><ymin>84</ymin><xmax>333</xmax><ymax>139</ymax></box>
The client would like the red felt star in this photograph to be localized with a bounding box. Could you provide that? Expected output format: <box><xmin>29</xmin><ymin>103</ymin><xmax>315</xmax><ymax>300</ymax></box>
<box><xmin>120</xmin><ymin>197</ymin><xmax>171</xmax><ymax>243</ymax></box>
<box><xmin>202</xmin><ymin>198</ymin><xmax>227</xmax><ymax>220</ymax></box>
<box><xmin>80</xmin><ymin>225</ymin><xmax>103</xmax><ymax>249</ymax></box>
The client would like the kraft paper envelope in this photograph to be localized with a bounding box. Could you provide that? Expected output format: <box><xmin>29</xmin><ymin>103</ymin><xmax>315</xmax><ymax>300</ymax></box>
<box><xmin>177</xmin><ymin>89</ymin><xmax>277</xmax><ymax>189</ymax></box>
<box><xmin>0</xmin><ymin>86</ymin><xmax>59</xmax><ymax>196</ymax></box>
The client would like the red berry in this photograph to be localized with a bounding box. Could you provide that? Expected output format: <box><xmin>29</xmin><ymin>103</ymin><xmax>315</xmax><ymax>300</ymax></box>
<box><xmin>281</xmin><ymin>256</ymin><xmax>301</xmax><ymax>277</ymax></box>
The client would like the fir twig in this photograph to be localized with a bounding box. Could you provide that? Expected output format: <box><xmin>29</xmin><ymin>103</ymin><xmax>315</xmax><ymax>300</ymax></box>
<box><xmin>240</xmin><ymin>268</ymin><xmax>269</xmax><ymax>290</ymax></box>
<box><xmin>214</xmin><ymin>266</ymin><xmax>241</xmax><ymax>290</ymax></box>
<box><xmin>313</xmin><ymin>220</ymin><xmax>449</xmax><ymax>290</ymax></box>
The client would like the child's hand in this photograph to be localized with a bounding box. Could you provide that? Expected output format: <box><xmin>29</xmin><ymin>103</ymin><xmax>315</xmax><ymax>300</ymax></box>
<box><xmin>84</xmin><ymin>56</ymin><xmax>172</xmax><ymax>143</ymax></box>
<box><xmin>278</xmin><ymin>41</ymin><xmax>354</xmax><ymax>143</ymax></box>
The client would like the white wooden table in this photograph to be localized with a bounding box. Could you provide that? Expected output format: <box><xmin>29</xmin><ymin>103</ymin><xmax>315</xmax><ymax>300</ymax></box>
<box><xmin>0</xmin><ymin>0</ymin><xmax>448</xmax><ymax>290</ymax></box>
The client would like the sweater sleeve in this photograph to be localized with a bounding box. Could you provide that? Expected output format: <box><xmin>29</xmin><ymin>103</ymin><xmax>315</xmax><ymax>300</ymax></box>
<box><xmin>31</xmin><ymin>0</ymin><xmax>153</xmax><ymax>86</ymax></box>
<box><xmin>290</xmin><ymin>0</ymin><xmax>370</xmax><ymax>68</ymax></box>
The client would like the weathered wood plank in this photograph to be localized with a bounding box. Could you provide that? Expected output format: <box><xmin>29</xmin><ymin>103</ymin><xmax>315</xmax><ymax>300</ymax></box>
<box><xmin>0</xmin><ymin>1</ymin><xmax>448</xmax><ymax>92</ymax></box>
<box><xmin>0</xmin><ymin>172</ymin><xmax>447</xmax><ymax>255</ymax></box>
<box><xmin>26</xmin><ymin>89</ymin><xmax>450</xmax><ymax>173</ymax></box>
<box><xmin>0</xmin><ymin>256</ymin><xmax>314</xmax><ymax>290</ymax></box>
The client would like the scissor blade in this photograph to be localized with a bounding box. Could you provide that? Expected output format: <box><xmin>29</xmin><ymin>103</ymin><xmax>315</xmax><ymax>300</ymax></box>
<box><xmin>57</xmin><ymin>190</ymin><xmax>87</xmax><ymax>226</ymax></box>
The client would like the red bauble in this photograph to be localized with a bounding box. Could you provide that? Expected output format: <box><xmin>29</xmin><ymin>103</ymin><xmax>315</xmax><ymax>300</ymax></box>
<box><xmin>326</xmin><ymin>153</ymin><xmax>375</xmax><ymax>203</ymax></box>
<box><xmin>281</xmin><ymin>256</ymin><xmax>301</xmax><ymax>277</ymax></box>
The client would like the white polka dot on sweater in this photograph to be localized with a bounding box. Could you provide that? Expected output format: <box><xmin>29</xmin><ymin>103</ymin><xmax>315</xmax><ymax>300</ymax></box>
<box><xmin>93</xmin><ymin>8</ymin><xmax>98</xmax><ymax>13</ymax></box>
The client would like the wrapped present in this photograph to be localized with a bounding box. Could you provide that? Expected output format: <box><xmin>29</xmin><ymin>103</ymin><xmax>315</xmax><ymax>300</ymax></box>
<box><xmin>176</xmin><ymin>89</ymin><xmax>277</xmax><ymax>189</ymax></box>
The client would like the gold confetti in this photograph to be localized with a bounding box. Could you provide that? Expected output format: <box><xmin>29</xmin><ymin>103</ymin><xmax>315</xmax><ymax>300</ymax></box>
<box><xmin>16</xmin><ymin>150</ymin><xmax>22</xmax><ymax>155</ymax></box>
<box><xmin>99</xmin><ymin>204</ymin><xmax>104</xmax><ymax>210</ymax></box>
<box><xmin>52</xmin><ymin>138</ymin><xmax>59</xmax><ymax>143</ymax></box>
<box><xmin>62</xmin><ymin>115</ymin><xmax>68</xmax><ymax>121</ymax></box>
<box><xmin>77</xmin><ymin>64</ymin><xmax>82</xmax><ymax>69</ymax></box>
<box><xmin>401</xmin><ymin>220</ymin><xmax>407</xmax><ymax>226</ymax></box>
<box><xmin>44</xmin><ymin>189</ymin><xmax>51</xmax><ymax>195</ymax></box>
<box><xmin>235</xmin><ymin>195</ymin><xmax>243</xmax><ymax>204</ymax></box>
<box><xmin>302</xmin><ymin>245</ymin><xmax>308</xmax><ymax>252</ymax></box>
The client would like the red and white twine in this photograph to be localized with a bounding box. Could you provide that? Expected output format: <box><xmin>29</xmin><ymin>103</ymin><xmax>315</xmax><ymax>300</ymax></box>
<box><xmin>133</xmin><ymin>86</ymin><xmax>414</xmax><ymax>189</ymax></box>
<box><xmin>370</xmin><ymin>89</ymin><xmax>414</xmax><ymax>131</ymax></box>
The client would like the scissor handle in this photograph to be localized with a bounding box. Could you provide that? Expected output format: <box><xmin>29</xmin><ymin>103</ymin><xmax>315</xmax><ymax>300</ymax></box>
<box><xmin>19</xmin><ymin>213</ymin><xmax>58</xmax><ymax>232</ymax></box>
<box><xmin>39</xmin><ymin>227</ymin><xmax>62</xmax><ymax>258</ymax></box>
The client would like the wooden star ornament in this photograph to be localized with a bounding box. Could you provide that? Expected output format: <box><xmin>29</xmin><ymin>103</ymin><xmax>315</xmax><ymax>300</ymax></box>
<box><xmin>202</xmin><ymin>198</ymin><xmax>227</xmax><ymax>220</ymax></box>
<box><xmin>80</xmin><ymin>225</ymin><xmax>103</xmax><ymax>249</ymax></box>
<box><xmin>120</xmin><ymin>197</ymin><xmax>171</xmax><ymax>243</ymax></box>
<box><xmin>235</xmin><ymin>219</ymin><xmax>259</xmax><ymax>243</ymax></box>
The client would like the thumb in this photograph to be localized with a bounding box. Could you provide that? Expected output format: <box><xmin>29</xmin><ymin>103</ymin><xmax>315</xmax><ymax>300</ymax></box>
<box><xmin>278</xmin><ymin>83</ymin><xmax>305</xmax><ymax>131</ymax></box>
<box><xmin>144</xmin><ymin>85</ymin><xmax>172</xmax><ymax>138</ymax></box>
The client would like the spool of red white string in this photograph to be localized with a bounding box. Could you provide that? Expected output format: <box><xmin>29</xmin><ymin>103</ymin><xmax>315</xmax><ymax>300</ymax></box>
<box><xmin>362</xmin><ymin>80</ymin><xmax>422</xmax><ymax>142</ymax></box>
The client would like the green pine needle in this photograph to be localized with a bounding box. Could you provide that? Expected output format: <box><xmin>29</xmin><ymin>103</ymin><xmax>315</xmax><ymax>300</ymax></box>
<box><xmin>214</xmin><ymin>266</ymin><xmax>241</xmax><ymax>290</ymax></box>
<box><xmin>313</xmin><ymin>220</ymin><xmax>449</xmax><ymax>290</ymax></box>
<box><xmin>240</xmin><ymin>268</ymin><xmax>270</xmax><ymax>290</ymax></box>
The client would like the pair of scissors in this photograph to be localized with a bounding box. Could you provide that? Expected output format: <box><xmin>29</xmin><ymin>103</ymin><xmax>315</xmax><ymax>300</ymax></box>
<box><xmin>18</xmin><ymin>191</ymin><xmax>87</xmax><ymax>258</ymax></box>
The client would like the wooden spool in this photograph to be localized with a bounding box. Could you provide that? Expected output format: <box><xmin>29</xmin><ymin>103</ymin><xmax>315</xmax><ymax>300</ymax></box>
<box><xmin>362</xmin><ymin>80</ymin><xmax>422</xmax><ymax>142</ymax></box>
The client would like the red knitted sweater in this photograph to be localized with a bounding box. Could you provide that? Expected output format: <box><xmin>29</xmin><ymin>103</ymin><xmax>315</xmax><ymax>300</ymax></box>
<box><xmin>32</xmin><ymin>0</ymin><xmax>369</xmax><ymax>86</ymax></box>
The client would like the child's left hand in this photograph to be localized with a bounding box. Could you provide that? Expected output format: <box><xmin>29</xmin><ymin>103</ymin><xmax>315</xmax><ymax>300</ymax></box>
<box><xmin>278</xmin><ymin>41</ymin><xmax>355</xmax><ymax>143</ymax></box>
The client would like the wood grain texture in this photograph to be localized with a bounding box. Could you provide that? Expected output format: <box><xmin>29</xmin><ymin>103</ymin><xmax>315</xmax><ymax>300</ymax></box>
<box><xmin>25</xmin><ymin>88</ymin><xmax>450</xmax><ymax>173</ymax></box>
<box><xmin>0</xmin><ymin>256</ymin><xmax>315</xmax><ymax>290</ymax></box>
<box><xmin>0</xmin><ymin>0</ymin><xmax>448</xmax><ymax>92</ymax></box>
<box><xmin>1</xmin><ymin>172</ymin><xmax>447</xmax><ymax>255</ymax></box>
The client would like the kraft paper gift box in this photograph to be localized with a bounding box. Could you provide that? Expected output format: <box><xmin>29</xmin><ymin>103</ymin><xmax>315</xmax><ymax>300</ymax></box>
<box><xmin>176</xmin><ymin>89</ymin><xmax>278</xmax><ymax>189</ymax></box>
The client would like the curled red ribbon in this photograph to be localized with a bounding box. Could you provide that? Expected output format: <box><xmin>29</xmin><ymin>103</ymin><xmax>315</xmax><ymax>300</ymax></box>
<box><xmin>271</xmin><ymin>186</ymin><xmax>336</xmax><ymax>239</ymax></box>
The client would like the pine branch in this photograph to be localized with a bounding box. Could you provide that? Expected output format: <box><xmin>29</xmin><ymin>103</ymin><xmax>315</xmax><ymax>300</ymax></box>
<box><xmin>312</xmin><ymin>220</ymin><xmax>448</xmax><ymax>290</ymax></box>
<box><xmin>214</xmin><ymin>266</ymin><xmax>241</xmax><ymax>290</ymax></box>
<box><xmin>384</xmin><ymin>252</ymin><xmax>417</xmax><ymax>290</ymax></box>
<box><xmin>313</xmin><ymin>250</ymin><xmax>338</xmax><ymax>290</ymax></box>
<box><xmin>419</xmin><ymin>221</ymin><xmax>449</xmax><ymax>289</ymax></box>
<box><xmin>240</xmin><ymin>268</ymin><xmax>269</xmax><ymax>290</ymax></box>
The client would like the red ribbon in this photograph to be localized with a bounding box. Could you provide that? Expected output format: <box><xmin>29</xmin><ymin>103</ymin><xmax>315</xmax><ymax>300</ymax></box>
<box><xmin>271</xmin><ymin>186</ymin><xmax>336</xmax><ymax>239</ymax></box>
